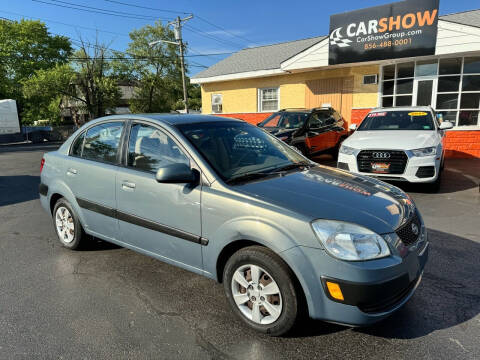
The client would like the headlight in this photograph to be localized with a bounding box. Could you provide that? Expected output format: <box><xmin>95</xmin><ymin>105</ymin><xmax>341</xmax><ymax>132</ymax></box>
<box><xmin>411</xmin><ymin>146</ymin><xmax>436</xmax><ymax>157</ymax></box>
<box><xmin>311</xmin><ymin>220</ymin><xmax>390</xmax><ymax>261</ymax></box>
<box><xmin>339</xmin><ymin>145</ymin><xmax>356</xmax><ymax>155</ymax></box>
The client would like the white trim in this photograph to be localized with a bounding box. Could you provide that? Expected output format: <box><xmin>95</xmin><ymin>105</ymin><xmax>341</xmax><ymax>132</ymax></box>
<box><xmin>257</xmin><ymin>87</ymin><xmax>280</xmax><ymax>112</ymax></box>
<box><xmin>281</xmin><ymin>37</ymin><xmax>329</xmax><ymax>70</ymax></box>
<box><xmin>447</xmin><ymin>126</ymin><xmax>480</xmax><ymax>131</ymax></box>
<box><xmin>190</xmin><ymin>69</ymin><xmax>285</xmax><ymax>84</ymax></box>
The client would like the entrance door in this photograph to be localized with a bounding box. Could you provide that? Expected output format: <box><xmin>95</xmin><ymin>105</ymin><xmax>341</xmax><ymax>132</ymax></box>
<box><xmin>414</xmin><ymin>78</ymin><xmax>437</xmax><ymax>107</ymax></box>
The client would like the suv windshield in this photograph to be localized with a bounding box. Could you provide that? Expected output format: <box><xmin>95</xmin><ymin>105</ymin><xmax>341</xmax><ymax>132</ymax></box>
<box><xmin>259</xmin><ymin>112</ymin><xmax>308</xmax><ymax>129</ymax></box>
<box><xmin>358</xmin><ymin>111</ymin><xmax>435</xmax><ymax>131</ymax></box>
<box><xmin>177</xmin><ymin>121</ymin><xmax>309</xmax><ymax>182</ymax></box>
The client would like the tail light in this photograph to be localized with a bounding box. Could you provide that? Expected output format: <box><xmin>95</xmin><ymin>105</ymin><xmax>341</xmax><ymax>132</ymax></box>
<box><xmin>40</xmin><ymin>158</ymin><xmax>45</xmax><ymax>173</ymax></box>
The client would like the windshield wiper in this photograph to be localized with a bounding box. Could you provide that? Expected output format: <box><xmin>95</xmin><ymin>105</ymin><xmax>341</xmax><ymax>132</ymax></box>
<box><xmin>270</xmin><ymin>162</ymin><xmax>315</xmax><ymax>173</ymax></box>
<box><xmin>225</xmin><ymin>171</ymin><xmax>279</xmax><ymax>185</ymax></box>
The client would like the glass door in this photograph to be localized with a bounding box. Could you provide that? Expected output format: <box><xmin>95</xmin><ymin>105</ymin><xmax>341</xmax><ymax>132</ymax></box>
<box><xmin>414</xmin><ymin>78</ymin><xmax>437</xmax><ymax>107</ymax></box>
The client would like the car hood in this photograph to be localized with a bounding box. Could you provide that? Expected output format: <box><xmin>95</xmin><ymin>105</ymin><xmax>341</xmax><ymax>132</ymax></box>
<box><xmin>344</xmin><ymin>130</ymin><xmax>438</xmax><ymax>150</ymax></box>
<box><xmin>233</xmin><ymin>166</ymin><xmax>415</xmax><ymax>234</ymax></box>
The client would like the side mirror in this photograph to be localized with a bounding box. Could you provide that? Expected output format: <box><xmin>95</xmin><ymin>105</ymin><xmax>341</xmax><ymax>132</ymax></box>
<box><xmin>349</xmin><ymin>124</ymin><xmax>358</xmax><ymax>131</ymax></box>
<box><xmin>439</xmin><ymin>121</ymin><xmax>453</xmax><ymax>130</ymax></box>
<box><xmin>156</xmin><ymin>163</ymin><xmax>197</xmax><ymax>184</ymax></box>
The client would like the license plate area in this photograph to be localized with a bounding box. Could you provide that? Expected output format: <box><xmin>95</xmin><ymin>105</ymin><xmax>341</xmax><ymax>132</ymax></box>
<box><xmin>371</xmin><ymin>162</ymin><xmax>391</xmax><ymax>173</ymax></box>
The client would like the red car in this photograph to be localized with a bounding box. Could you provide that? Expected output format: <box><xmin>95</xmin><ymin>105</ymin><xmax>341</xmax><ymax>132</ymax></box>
<box><xmin>257</xmin><ymin>107</ymin><xmax>349</xmax><ymax>158</ymax></box>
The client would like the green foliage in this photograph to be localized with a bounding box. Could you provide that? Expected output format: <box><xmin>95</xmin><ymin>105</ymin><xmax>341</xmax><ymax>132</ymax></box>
<box><xmin>73</xmin><ymin>46</ymin><xmax>121</xmax><ymax>119</ymax></box>
<box><xmin>0</xmin><ymin>19</ymin><xmax>72</xmax><ymax>123</ymax></box>
<box><xmin>22</xmin><ymin>64</ymin><xmax>75</xmax><ymax>124</ymax></box>
<box><xmin>113</xmin><ymin>20</ymin><xmax>200</xmax><ymax>113</ymax></box>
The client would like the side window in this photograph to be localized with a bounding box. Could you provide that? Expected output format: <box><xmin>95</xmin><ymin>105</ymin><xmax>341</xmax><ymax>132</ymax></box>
<box><xmin>127</xmin><ymin>123</ymin><xmax>190</xmax><ymax>173</ymax></box>
<box><xmin>308</xmin><ymin>114</ymin><xmax>324</xmax><ymax>129</ymax></box>
<box><xmin>262</xmin><ymin>114</ymin><xmax>281</xmax><ymax>127</ymax></box>
<box><xmin>82</xmin><ymin>122</ymin><xmax>124</xmax><ymax>164</ymax></box>
<box><xmin>70</xmin><ymin>132</ymin><xmax>85</xmax><ymax>157</ymax></box>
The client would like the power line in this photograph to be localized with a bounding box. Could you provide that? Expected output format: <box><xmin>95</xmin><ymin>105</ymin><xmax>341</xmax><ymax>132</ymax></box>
<box><xmin>195</xmin><ymin>15</ymin><xmax>258</xmax><ymax>47</ymax></box>
<box><xmin>102</xmin><ymin>0</ymin><xmax>189</xmax><ymax>15</ymax></box>
<box><xmin>0</xmin><ymin>9</ymin><xmax>130</xmax><ymax>38</ymax></box>
<box><xmin>31</xmin><ymin>0</ymin><xmax>168</xmax><ymax>21</ymax></box>
<box><xmin>184</xmin><ymin>24</ymin><xmax>245</xmax><ymax>49</ymax></box>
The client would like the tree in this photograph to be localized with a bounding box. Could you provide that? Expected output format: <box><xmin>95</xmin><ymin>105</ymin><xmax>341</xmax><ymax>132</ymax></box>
<box><xmin>72</xmin><ymin>38</ymin><xmax>121</xmax><ymax>120</ymax></box>
<box><xmin>113</xmin><ymin>20</ymin><xmax>184</xmax><ymax>113</ymax></box>
<box><xmin>0</xmin><ymin>19</ymin><xmax>72</xmax><ymax>123</ymax></box>
<box><xmin>23</xmin><ymin>37</ymin><xmax>122</xmax><ymax>125</ymax></box>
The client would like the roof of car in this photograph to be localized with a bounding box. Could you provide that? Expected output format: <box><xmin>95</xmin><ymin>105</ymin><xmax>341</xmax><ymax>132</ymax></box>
<box><xmin>370</xmin><ymin>106</ymin><xmax>434</xmax><ymax>112</ymax></box>
<box><xmin>96</xmin><ymin>113</ymin><xmax>244</xmax><ymax>126</ymax></box>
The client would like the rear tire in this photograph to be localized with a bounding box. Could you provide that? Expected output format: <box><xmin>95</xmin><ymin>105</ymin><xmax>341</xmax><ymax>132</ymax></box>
<box><xmin>53</xmin><ymin>198</ymin><xmax>85</xmax><ymax>250</ymax></box>
<box><xmin>223</xmin><ymin>246</ymin><xmax>299</xmax><ymax>336</ymax></box>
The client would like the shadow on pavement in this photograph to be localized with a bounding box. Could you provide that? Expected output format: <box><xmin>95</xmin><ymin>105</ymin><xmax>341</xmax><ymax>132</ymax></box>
<box><xmin>0</xmin><ymin>142</ymin><xmax>62</xmax><ymax>153</ymax></box>
<box><xmin>285</xmin><ymin>228</ymin><xmax>480</xmax><ymax>339</ymax></box>
<box><xmin>0</xmin><ymin>175</ymin><xmax>40</xmax><ymax>206</ymax></box>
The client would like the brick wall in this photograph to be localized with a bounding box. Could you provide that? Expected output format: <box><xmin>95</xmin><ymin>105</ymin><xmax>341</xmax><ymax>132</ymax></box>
<box><xmin>444</xmin><ymin>131</ymin><xmax>480</xmax><ymax>158</ymax></box>
<box><xmin>214</xmin><ymin>110</ymin><xmax>480</xmax><ymax>159</ymax></box>
<box><xmin>351</xmin><ymin>108</ymin><xmax>372</xmax><ymax>125</ymax></box>
<box><xmin>213</xmin><ymin>113</ymin><xmax>273</xmax><ymax>125</ymax></box>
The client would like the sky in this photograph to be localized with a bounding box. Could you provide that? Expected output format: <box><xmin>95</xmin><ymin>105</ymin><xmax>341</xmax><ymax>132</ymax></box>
<box><xmin>1</xmin><ymin>0</ymin><xmax>478</xmax><ymax>75</ymax></box>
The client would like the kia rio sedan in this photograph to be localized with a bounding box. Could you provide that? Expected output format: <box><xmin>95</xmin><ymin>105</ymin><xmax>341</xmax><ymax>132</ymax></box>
<box><xmin>39</xmin><ymin>114</ymin><xmax>428</xmax><ymax>336</ymax></box>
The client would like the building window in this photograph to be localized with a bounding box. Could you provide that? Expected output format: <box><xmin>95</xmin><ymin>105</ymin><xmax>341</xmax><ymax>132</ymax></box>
<box><xmin>363</xmin><ymin>74</ymin><xmax>378</xmax><ymax>85</ymax></box>
<box><xmin>258</xmin><ymin>87</ymin><xmax>279</xmax><ymax>112</ymax></box>
<box><xmin>211</xmin><ymin>94</ymin><xmax>223</xmax><ymax>113</ymax></box>
<box><xmin>381</xmin><ymin>56</ymin><xmax>480</xmax><ymax>127</ymax></box>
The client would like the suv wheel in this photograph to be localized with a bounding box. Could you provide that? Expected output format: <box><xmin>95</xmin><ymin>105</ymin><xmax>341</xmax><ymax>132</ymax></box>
<box><xmin>53</xmin><ymin>198</ymin><xmax>85</xmax><ymax>250</ymax></box>
<box><xmin>223</xmin><ymin>246</ymin><xmax>299</xmax><ymax>336</ymax></box>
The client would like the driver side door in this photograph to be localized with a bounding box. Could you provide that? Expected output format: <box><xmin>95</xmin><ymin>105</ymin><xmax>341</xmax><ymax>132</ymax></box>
<box><xmin>115</xmin><ymin>121</ymin><xmax>203</xmax><ymax>272</ymax></box>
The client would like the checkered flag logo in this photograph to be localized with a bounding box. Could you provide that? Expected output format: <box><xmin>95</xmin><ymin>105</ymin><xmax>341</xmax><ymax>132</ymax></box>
<box><xmin>330</xmin><ymin>27</ymin><xmax>352</xmax><ymax>48</ymax></box>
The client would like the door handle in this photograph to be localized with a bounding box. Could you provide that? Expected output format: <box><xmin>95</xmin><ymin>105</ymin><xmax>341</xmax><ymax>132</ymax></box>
<box><xmin>67</xmin><ymin>168</ymin><xmax>77</xmax><ymax>175</ymax></box>
<box><xmin>121</xmin><ymin>181</ymin><xmax>136</xmax><ymax>190</ymax></box>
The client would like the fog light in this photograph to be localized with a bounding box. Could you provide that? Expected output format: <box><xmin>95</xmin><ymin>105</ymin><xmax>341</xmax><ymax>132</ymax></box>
<box><xmin>326</xmin><ymin>281</ymin><xmax>344</xmax><ymax>301</ymax></box>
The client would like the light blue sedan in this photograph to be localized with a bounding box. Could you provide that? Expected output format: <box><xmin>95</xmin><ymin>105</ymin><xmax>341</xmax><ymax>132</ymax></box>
<box><xmin>39</xmin><ymin>114</ymin><xmax>428</xmax><ymax>336</ymax></box>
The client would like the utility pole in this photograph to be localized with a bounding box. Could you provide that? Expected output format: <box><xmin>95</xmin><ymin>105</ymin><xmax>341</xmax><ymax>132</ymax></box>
<box><xmin>170</xmin><ymin>15</ymin><xmax>193</xmax><ymax>113</ymax></box>
<box><xmin>149</xmin><ymin>15</ymin><xmax>193</xmax><ymax>113</ymax></box>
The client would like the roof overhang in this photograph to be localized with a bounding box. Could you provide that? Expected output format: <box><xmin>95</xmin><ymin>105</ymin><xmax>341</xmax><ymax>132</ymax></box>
<box><xmin>192</xmin><ymin>19</ymin><xmax>480</xmax><ymax>85</ymax></box>
<box><xmin>190</xmin><ymin>68</ymin><xmax>286</xmax><ymax>84</ymax></box>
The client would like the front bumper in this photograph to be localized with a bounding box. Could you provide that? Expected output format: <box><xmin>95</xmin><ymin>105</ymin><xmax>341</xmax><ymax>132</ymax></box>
<box><xmin>338</xmin><ymin>152</ymin><xmax>441</xmax><ymax>183</ymax></box>
<box><xmin>282</xmin><ymin>237</ymin><xmax>428</xmax><ymax>326</ymax></box>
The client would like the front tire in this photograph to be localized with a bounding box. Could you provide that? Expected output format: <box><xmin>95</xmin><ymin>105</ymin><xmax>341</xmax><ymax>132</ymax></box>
<box><xmin>223</xmin><ymin>246</ymin><xmax>299</xmax><ymax>336</ymax></box>
<box><xmin>53</xmin><ymin>198</ymin><xmax>85</xmax><ymax>250</ymax></box>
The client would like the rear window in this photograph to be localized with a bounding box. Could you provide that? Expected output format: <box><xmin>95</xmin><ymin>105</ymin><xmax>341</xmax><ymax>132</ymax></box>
<box><xmin>358</xmin><ymin>111</ymin><xmax>435</xmax><ymax>131</ymax></box>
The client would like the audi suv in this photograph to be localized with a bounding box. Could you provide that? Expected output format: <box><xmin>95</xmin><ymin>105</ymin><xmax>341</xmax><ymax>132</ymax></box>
<box><xmin>337</xmin><ymin>107</ymin><xmax>453</xmax><ymax>191</ymax></box>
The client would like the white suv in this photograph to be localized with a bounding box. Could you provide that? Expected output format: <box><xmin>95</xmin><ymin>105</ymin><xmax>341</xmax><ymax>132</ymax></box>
<box><xmin>337</xmin><ymin>107</ymin><xmax>453</xmax><ymax>191</ymax></box>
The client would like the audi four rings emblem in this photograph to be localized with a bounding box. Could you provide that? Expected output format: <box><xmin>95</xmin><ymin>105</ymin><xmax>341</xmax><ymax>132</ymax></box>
<box><xmin>372</xmin><ymin>152</ymin><xmax>391</xmax><ymax>159</ymax></box>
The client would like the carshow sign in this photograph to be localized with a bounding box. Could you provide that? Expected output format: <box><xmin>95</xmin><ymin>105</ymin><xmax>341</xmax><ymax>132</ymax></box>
<box><xmin>329</xmin><ymin>0</ymin><xmax>439</xmax><ymax>65</ymax></box>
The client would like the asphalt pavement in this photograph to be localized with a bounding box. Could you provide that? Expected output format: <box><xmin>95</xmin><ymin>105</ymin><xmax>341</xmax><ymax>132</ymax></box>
<box><xmin>0</xmin><ymin>144</ymin><xmax>479</xmax><ymax>360</ymax></box>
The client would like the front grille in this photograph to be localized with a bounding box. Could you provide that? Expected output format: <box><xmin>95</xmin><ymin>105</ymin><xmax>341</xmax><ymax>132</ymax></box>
<box><xmin>358</xmin><ymin>276</ymin><xmax>418</xmax><ymax>314</ymax></box>
<box><xmin>357</xmin><ymin>150</ymin><xmax>408</xmax><ymax>174</ymax></box>
<box><xmin>416</xmin><ymin>166</ymin><xmax>435</xmax><ymax>178</ymax></box>
<box><xmin>396</xmin><ymin>212</ymin><xmax>421</xmax><ymax>246</ymax></box>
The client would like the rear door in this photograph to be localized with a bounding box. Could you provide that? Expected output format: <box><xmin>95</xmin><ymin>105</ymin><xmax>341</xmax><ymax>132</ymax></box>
<box><xmin>65</xmin><ymin>121</ymin><xmax>125</xmax><ymax>241</ymax></box>
<box><xmin>305</xmin><ymin>111</ymin><xmax>341</xmax><ymax>153</ymax></box>
<box><xmin>115</xmin><ymin>121</ymin><xmax>203</xmax><ymax>271</ymax></box>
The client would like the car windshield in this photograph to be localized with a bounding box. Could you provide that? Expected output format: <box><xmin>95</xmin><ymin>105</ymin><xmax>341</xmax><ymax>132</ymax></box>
<box><xmin>259</xmin><ymin>112</ymin><xmax>308</xmax><ymax>129</ymax></box>
<box><xmin>177</xmin><ymin>121</ymin><xmax>309</xmax><ymax>182</ymax></box>
<box><xmin>358</xmin><ymin>111</ymin><xmax>435</xmax><ymax>131</ymax></box>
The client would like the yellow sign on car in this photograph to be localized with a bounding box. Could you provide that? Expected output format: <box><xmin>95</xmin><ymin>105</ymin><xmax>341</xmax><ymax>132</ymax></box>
<box><xmin>408</xmin><ymin>112</ymin><xmax>428</xmax><ymax>116</ymax></box>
